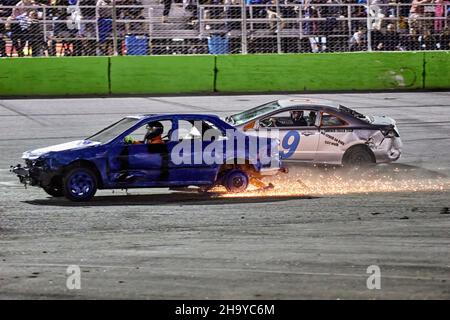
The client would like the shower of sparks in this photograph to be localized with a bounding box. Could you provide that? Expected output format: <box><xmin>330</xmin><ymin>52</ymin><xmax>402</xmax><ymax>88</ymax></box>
<box><xmin>218</xmin><ymin>166</ymin><xmax>450</xmax><ymax>198</ymax></box>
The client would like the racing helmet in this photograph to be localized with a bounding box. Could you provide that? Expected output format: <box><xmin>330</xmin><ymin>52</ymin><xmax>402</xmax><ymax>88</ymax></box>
<box><xmin>291</xmin><ymin>110</ymin><xmax>303</xmax><ymax>120</ymax></box>
<box><xmin>145</xmin><ymin>121</ymin><xmax>164</xmax><ymax>140</ymax></box>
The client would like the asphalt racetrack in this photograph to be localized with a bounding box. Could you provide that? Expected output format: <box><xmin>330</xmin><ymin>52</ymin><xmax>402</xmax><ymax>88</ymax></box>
<box><xmin>0</xmin><ymin>92</ymin><xmax>449</xmax><ymax>299</ymax></box>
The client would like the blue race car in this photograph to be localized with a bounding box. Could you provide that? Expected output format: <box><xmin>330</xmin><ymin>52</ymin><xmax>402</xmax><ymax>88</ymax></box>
<box><xmin>11</xmin><ymin>114</ymin><xmax>282</xmax><ymax>201</ymax></box>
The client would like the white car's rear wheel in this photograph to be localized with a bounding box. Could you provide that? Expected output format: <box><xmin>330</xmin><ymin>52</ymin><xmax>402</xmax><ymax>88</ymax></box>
<box><xmin>343</xmin><ymin>145</ymin><xmax>375</xmax><ymax>166</ymax></box>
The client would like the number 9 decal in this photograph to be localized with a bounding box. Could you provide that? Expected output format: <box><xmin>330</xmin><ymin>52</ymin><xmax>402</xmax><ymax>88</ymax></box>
<box><xmin>280</xmin><ymin>130</ymin><xmax>300</xmax><ymax>160</ymax></box>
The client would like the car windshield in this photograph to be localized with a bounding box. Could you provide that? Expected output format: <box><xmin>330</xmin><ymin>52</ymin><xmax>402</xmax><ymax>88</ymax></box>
<box><xmin>87</xmin><ymin>117</ymin><xmax>140</xmax><ymax>144</ymax></box>
<box><xmin>227</xmin><ymin>101</ymin><xmax>281</xmax><ymax>125</ymax></box>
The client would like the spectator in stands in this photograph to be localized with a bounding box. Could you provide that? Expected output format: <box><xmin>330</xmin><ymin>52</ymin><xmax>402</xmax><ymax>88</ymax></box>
<box><xmin>371</xmin><ymin>25</ymin><xmax>384</xmax><ymax>50</ymax></box>
<box><xmin>418</xmin><ymin>28</ymin><xmax>437</xmax><ymax>49</ymax></box>
<box><xmin>401</xmin><ymin>27</ymin><xmax>420</xmax><ymax>50</ymax></box>
<box><xmin>161</xmin><ymin>0</ymin><xmax>172</xmax><ymax>23</ymax></box>
<box><xmin>279</xmin><ymin>0</ymin><xmax>296</xmax><ymax>30</ymax></box>
<box><xmin>0</xmin><ymin>3</ymin><xmax>9</xmax><ymax>57</ymax></box>
<box><xmin>302</xmin><ymin>0</ymin><xmax>320</xmax><ymax>36</ymax></box>
<box><xmin>46</xmin><ymin>0</ymin><xmax>66</xmax><ymax>56</ymax></box>
<box><xmin>349</xmin><ymin>27</ymin><xmax>365</xmax><ymax>51</ymax></box>
<box><xmin>0</xmin><ymin>16</ymin><xmax>6</xmax><ymax>57</ymax></box>
<box><xmin>434</xmin><ymin>0</ymin><xmax>448</xmax><ymax>33</ymax></box>
<box><xmin>247</xmin><ymin>0</ymin><xmax>267</xmax><ymax>23</ymax></box>
<box><xmin>64</xmin><ymin>0</ymin><xmax>85</xmax><ymax>56</ymax></box>
<box><xmin>398</xmin><ymin>0</ymin><xmax>411</xmax><ymax>19</ymax></box>
<box><xmin>26</xmin><ymin>10</ymin><xmax>44</xmax><ymax>56</ymax></box>
<box><xmin>184</xmin><ymin>0</ymin><xmax>199</xmax><ymax>28</ymax></box>
<box><xmin>7</xmin><ymin>15</ymin><xmax>25</xmax><ymax>56</ymax></box>
<box><xmin>384</xmin><ymin>23</ymin><xmax>400</xmax><ymax>51</ymax></box>
<box><xmin>352</xmin><ymin>0</ymin><xmax>368</xmax><ymax>32</ymax></box>
<box><xmin>67</xmin><ymin>0</ymin><xmax>83</xmax><ymax>34</ymax></box>
<box><xmin>266</xmin><ymin>0</ymin><xmax>284</xmax><ymax>33</ymax></box>
<box><xmin>224</xmin><ymin>0</ymin><xmax>241</xmax><ymax>31</ymax></box>
<box><xmin>408</xmin><ymin>0</ymin><xmax>430</xmax><ymax>31</ymax></box>
<box><xmin>11</xmin><ymin>0</ymin><xmax>36</xmax><ymax>19</ymax></box>
<box><xmin>6</xmin><ymin>0</ymin><xmax>36</xmax><ymax>56</ymax></box>
<box><xmin>1</xmin><ymin>1</ymin><xmax>18</xmax><ymax>19</ymax></box>
<box><xmin>368</xmin><ymin>0</ymin><xmax>385</xmax><ymax>31</ymax></box>
<box><xmin>437</xmin><ymin>27</ymin><xmax>450</xmax><ymax>50</ymax></box>
<box><xmin>77</xmin><ymin>0</ymin><xmax>98</xmax><ymax>56</ymax></box>
<box><xmin>393</xmin><ymin>0</ymin><xmax>409</xmax><ymax>31</ymax></box>
<box><xmin>318</xmin><ymin>0</ymin><xmax>344</xmax><ymax>36</ymax></box>
<box><xmin>96</xmin><ymin>0</ymin><xmax>113</xmax><ymax>55</ymax></box>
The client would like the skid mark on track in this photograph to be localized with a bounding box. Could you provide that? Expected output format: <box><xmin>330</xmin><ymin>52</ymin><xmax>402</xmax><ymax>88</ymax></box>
<box><xmin>146</xmin><ymin>98</ymin><xmax>214</xmax><ymax>112</ymax></box>
<box><xmin>0</xmin><ymin>102</ymin><xmax>49</xmax><ymax>127</ymax></box>
<box><xmin>2</xmin><ymin>263</ymin><xmax>449</xmax><ymax>282</ymax></box>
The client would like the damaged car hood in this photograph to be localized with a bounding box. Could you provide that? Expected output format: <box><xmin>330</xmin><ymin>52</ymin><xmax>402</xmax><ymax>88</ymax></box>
<box><xmin>22</xmin><ymin>140</ymin><xmax>100</xmax><ymax>160</ymax></box>
<box><xmin>367</xmin><ymin>115</ymin><xmax>396</xmax><ymax>126</ymax></box>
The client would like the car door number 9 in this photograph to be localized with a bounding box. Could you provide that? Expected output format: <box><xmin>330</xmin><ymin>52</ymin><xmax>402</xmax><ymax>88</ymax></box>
<box><xmin>280</xmin><ymin>131</ymin><xmax>300</xmax><ymax>160</ymax></box>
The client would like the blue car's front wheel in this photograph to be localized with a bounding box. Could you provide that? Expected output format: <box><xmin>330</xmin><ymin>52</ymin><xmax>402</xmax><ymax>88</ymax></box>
<box><xmin>223</xmin><ymin>169</ymin><xmax>249</xmax><ymax>193</ymax></box>
<box><xmin>63</xmin><ymin>166</ymin><xmax>98</xmax><ymax>202</ymax></box>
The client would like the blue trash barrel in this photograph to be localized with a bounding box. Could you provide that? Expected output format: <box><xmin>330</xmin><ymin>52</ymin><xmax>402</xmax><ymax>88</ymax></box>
<box><xmin>208</xmin><ymin>35</ymin><xmax>229</xmax><ymax>54</ymax></box>
<box><xmin>125</xmin><ymin>35</ymin><xmax>148</xmax><ymax>55</ymax></box>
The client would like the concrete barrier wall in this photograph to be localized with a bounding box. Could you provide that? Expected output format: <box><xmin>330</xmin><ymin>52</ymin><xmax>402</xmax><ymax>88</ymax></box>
<box><xmin>423</xmin><ymin>51</ymin><xmax>450</xmax><ymax>90</ymax></box>
<box><xmin>215</xmin><ymin>52</ymin><xmax>425</xmax><ymax>92</ymax></box>
<box><xmin>0</xmin><ymin>52</ymin><xmax>448</xmax><ymax>96</ymax></box>
<box><xmin>0</xmin><ymin>57</ymin><xmax>109</xmax><ymax>96</ymax></box>
<box><xmin>110</xmin><ymin>55</ymin><xmax>215</xmax><ymax>94</ymax></box>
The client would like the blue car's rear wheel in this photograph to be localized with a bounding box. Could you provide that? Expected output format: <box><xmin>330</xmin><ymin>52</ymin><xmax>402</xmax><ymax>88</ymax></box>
<box><xmin>223</xmin><ymin>169</ymin><xmax>249</xmax><ymax>193</ymax></box>
<box><xmin>63</xmin><ymin>167</ymin><xmax>97</xmax><ymax>202</ymax></box>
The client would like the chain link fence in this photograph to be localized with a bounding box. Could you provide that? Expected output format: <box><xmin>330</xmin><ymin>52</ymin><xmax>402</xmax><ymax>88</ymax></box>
<box><xmin>0</xmin><ymin>0</ymin><xmax>449</xmax><ymax>57</ymax></box>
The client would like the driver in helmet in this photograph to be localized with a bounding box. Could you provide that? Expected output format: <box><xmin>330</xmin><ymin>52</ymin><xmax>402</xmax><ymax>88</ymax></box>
<box><xmin>144</xmin><ymin>121</ymin><xmax>164</xmax><ymax>144</ymax></box>
<box><xmin>266</xmin><ymin>110</ymin><xmax>308</xmax><ymax>127</ymax></box>
<box><xmin>124</xmin><ymin>121</ymin><xmax>165</xmax><ymax>144</ymax></box>
<box><xmin>290</xmin><ymin>110</ymin><xmax>308</xmax><ymax>126</ymax></box>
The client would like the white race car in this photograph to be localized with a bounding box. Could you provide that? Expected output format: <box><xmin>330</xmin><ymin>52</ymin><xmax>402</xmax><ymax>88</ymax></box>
<box><xmin>225</xmin><ymin>98</ymin><xmax>402</xmax><ymax>166</ymax></box>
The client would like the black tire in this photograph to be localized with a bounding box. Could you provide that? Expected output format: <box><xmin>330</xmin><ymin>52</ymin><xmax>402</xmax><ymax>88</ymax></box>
<box><xmin>62</xmin><ymin>166</ymin><xmax>98</xmax><ymax>202</ymax></box>
<box><xmin>43</xmin><ymin>184</ymin><xmax>64</xmax><ymax>197</ymax></box>
<box><xmin>342</xmin><ymin>145</ymin><xmax>375</xmax><ymax>166</ymax></box>
<box><xmin>223</xmin><ymin>169</ymin><xmax>249</xmax><ymax>193</ymax></box>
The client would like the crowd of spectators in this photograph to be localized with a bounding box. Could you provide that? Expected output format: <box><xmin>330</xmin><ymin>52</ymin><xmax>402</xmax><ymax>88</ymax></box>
<box><xmin>0</xmin><ymin>0</ymin><xmax>449</xmax><ymax>56</ymax></box>
<box><xmin>0</xmin><ymin>0</ymin><xmax>148</xmax><ymax>56</ymax></box>
<box><xmin>200</xmin><ymin>0</ymin><xmax>450</xmax><ymax>52</ymax></box>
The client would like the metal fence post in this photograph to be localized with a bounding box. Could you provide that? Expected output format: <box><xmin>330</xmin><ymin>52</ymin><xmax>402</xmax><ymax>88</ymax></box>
<box><xmin>43</xmin><ymin>6</ymin><xmax>47</xmax><ymax>43</ymax></box>
<box><xmin>241</xmin><ymin>1</ymin><xmax>248</xmax><ymax>54</ymax></box>
<box><xmin>445</xmin><ymin>3</ymin><xmax>448</xmax><ymax>29</ymax></box>
<box><xmin>347</xmin><ymin>4</ymin><xmax>352</xmax><ymax>39</ymax></box>
<box><xmin>149</xmin><ymin>7</ymin><xmax>154</xmax><ymax>55</ymax></box>
<box><xmin>276</xmin><ymin>0</ymin><xmax>282</xmax><ymax>54</ymax></box>
<box><xmin>366</xmin><ymin>0</ymin><xmax>372</xmax><ymax>51</ymax></box>
<box><xmin>112</xmin><ymin>0</ymin><xmax>118</xmax><ymax>56</ymax></box>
